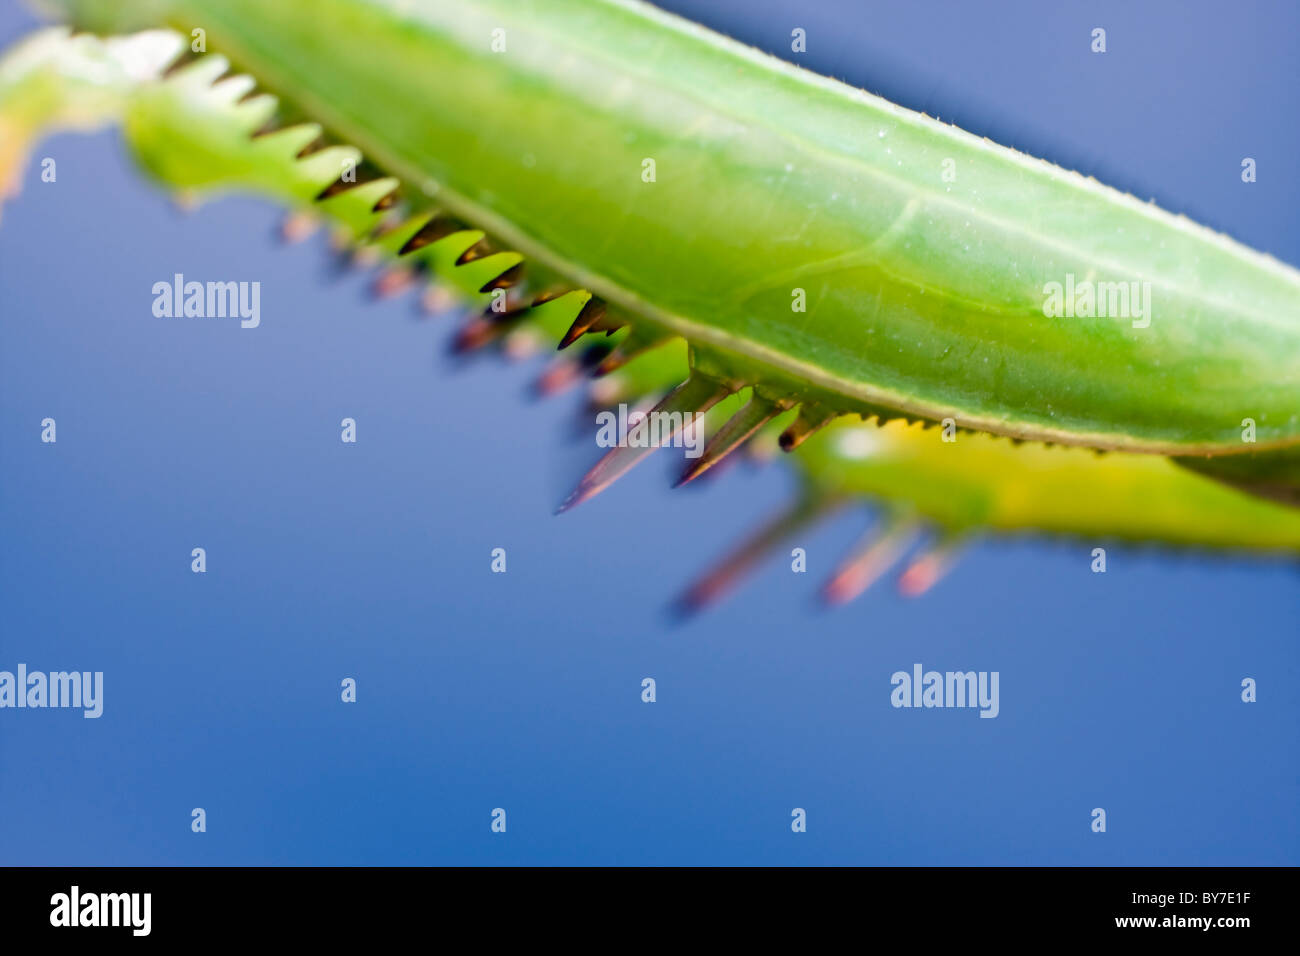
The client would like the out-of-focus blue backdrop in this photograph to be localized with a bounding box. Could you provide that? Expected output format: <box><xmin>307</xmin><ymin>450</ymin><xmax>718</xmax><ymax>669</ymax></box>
<box><xmin>1</xmin><ymin>0</ymin><xmax>1296</xmax><ymax>865</ymax></box>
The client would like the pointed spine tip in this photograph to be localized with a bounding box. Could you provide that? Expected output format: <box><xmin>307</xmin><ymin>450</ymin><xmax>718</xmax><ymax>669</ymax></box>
<box><xmin>897</xmin><ymin>539</ymin><xmax>964</xmax><ymax>597</ymax></box>
<box><xmin>421</xmin><ymin>284</ymin><xmax>457</xmax><ymax>315</ymax></box>
<box><xmin>779</xmin><ymin>405</ymin><xmax>838</xmax><ymax>452</ymax></box>
<box><xmin>451</xmin><ymin>317</ymin><xmax>495</xmax><ymax>353</ymax></box>
<box><xmin>558</xmin><ymin>375</ymin><xmax>733</xmax><ymax>511</ymax></box>
<box><xmin>454</xmin><ymin>238</ymin><xmax>492</xmax><ymax>265</ymax></box>
<box><xmin>398</xmin><ymin>215</ymin><xmax>464</xmax><ymax>256</ymax></box>
<box><xmin>822</xmin><ymin>518</ymin><xmax>919</xmax><ymax>606</ymax></box>
<box><xmin>675</xmin><ymin>497</ymin><xmax>839</xmax><ymax>611</ymax></box>
<box><xmin>279</xmin><ymin>211</ymin><xmax>318</xmax><ymax>244</ymax></box>
<box><xmin>676</xmin><ymin>396</ymin><xmax>788</xmax><ymax>487</ymax></box>
<box><xmin>557</xmin><ymin>297</ymin><xmax>607</xmax><ymax>350</ymax></box>
<box><xmin>534</xmin><ymin>358</ymin><xmax>582</xmax><ymax>397</ymax></box>
<box><xmin>370</xmin><ymin>266</ymin><xmax>415</xmax><ymax>300</ymax></box>
<box><xmin>478</xmin><ymin>262</ymin><xmax>524</xmax><ymax>293</ymax></box>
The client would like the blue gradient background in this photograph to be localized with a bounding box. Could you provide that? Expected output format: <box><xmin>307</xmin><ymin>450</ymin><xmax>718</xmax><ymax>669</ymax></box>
<box><xmin>0</xmin><ymin>0</ymin><xmax>1296</xmax><ymax>865</ymax></box>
